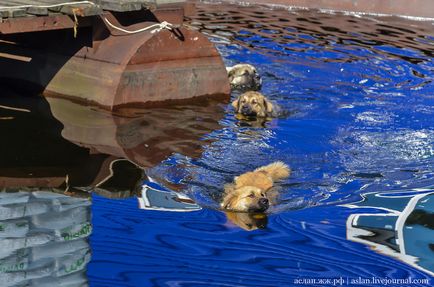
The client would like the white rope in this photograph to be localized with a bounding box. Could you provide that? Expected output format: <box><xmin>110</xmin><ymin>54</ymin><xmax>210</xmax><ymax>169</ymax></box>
<box><xmin>0</xmin><ymin>1</ymin><xmax>97</xmax><ymax>10</ymax></box>
<box><xmin>102</xmin><ymin>17</ymin><xmax>174</xmax><ymax>34</ymax></box>
<box><xmin>0</xmin><ymin>1</ymin><xmax>174</xmax><ymax>35</ymax></box>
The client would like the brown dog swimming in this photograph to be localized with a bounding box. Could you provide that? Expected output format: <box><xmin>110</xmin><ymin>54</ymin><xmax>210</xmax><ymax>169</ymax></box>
<box><xmin>232</xmin><ymin>91</ymin><xmax>277</xmax><ymax>118</ymax></box>
<box><xmin>221</xmin><ymin>161</ymin><xmax>290</xmax><ymax>212</ymax></box>
<box><xmin>226</xmin><ymin>64</ymin><xmax>262</xmax><ymax>91</ymax></box>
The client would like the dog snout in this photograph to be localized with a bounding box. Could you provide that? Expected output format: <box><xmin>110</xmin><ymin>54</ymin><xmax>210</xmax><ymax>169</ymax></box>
<box><xmin>241</xmin><ymin>105</ymin><xmax>256</xmax><ymax>116</ymax></box>
<box><xmin>258</xmin><ymin>198</ymin><xmax>269</xmax><ymax>208</ymax></box>
<box><xmin>241</xmin><ymin>105</ymin><xmax>250</xmax><ymax>112</ymax></box>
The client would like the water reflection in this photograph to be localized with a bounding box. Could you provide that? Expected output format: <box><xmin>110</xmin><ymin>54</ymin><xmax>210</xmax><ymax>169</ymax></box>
<box><xmin>0</xmin><ymin>94</ymin><xmax>139</xmax><ymax>198</ymax></box>
<box><xmin>0</xmin><ymin>91</ymin><xmax>226</xmax><ymax>196</ymax></box>
<box><xmin>225</xmin><ymin>211</ymin><xmax>268</xmax><ymax>231</ymax></box>
<box><xmin>0</xmin><ymin>90</ymin><xmax>229</xmax><ymax>285</ymax></box>
<box><xmin>0</xmin><ymin>189</ymin><xmax>91</xmax><ymax>286</ymax></box>
<box><xmin>46</xmin><ymin>97</ymin><xmax>227</xmax><ymax>170</ymax></box>
<box><xmin>345</xmin><ymin>191</ymin><xmax>434</xmax><ymax>276</ymax></box>
<box><xmin>187</xmin><ymin>4</ymin><xmax>433</xmax><ymax>67</ymax></box>
<box><xmin>139</xmin><ymin>182</ymin><xmax>201</xmax><ymax>212</ymax></box>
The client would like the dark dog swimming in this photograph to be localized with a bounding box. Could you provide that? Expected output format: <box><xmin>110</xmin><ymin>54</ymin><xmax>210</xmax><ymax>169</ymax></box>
<box><xmin>227</xmin><ymin>64</ymin><xmax>262</xmax><ymax>91</ymax></box>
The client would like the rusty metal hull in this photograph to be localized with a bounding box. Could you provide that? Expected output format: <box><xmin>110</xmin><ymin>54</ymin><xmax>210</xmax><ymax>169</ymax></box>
<box><xmin>0</xmin><ymin>8</ymin><xmax>230</xmax><ymax>110</ymax></box>
<box><xmin>45</xmin><ymin>27</ymin><xmax>229</xmax><ymax>109</ymax></box>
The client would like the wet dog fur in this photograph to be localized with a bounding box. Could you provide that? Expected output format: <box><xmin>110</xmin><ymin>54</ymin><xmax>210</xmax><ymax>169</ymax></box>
<box><xmin>232</xmin><ymin>91</ymin><xmax>277</xmax><ymax>118</ymax></box>
<box><xmin>227</xmin><ymin>64</ymin><xmax>262</xmax><ymax>91</ymax></box>
<box><xmin>221</xmin><ymin>161</ymin><xmax>290</xmax><ymax>213</ymax></box>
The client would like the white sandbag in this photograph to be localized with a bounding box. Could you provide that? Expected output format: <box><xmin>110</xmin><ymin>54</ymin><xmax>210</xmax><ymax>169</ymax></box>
<box><xmin>55</xmin><ymin>222</ymin><xmax>92</xmax><ymax>242</ymax></box>
<box><xmin>31</xmin><ymin>207</ymin><xmax>89</xmax><ymax>230</ymax></box>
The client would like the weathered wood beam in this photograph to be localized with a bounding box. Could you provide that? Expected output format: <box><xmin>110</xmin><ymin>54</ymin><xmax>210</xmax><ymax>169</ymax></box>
<box><xmin>0</xmin><ymin>0</ymin><xmax>187</xmax><ymax>19</ymax></box>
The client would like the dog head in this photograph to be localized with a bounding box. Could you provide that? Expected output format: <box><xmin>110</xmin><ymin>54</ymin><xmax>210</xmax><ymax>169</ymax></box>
<box><xmin>225</xmin><ymin>211</ymin><xmax>268</xmax><ymax>231</ymax></box>
<box><xmin>221</xmin><ymin>186</ymin><xmax>270</xmax><ymax>212</ymax></box>
<box><xmin>232</xmin><ymin>91</ymin><xmax>274</xmax><ymax>118</ymax></box>
<box><xmin>227</xmin><ymin>64</ymin><xmax>262</xmax><ymax>91</ymax></box>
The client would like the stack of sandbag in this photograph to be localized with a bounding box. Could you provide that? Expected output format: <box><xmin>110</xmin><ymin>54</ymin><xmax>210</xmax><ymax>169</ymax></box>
<box><xmin>0</xmin><ymin>190</ymin><xmax>91</xmax><ymax>287</ymax></box>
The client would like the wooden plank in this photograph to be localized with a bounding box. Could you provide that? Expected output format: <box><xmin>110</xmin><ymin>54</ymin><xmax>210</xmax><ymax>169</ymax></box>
<box><xmin>0</xmin><ymin>0</ymin><xmax>28</xmax><ymax>18</ymax></box>
<box><xmin>0</xmin><ymin>10</ymin><xmax>7</xmax><ymax>18</ymax></box>
<box><xmin>59</xmin><ymin>4</ymin><xmax>102</xmax><ymax>17</ymax></box>
<box><xmin>26</xmin><ymin>7</ymin><xmax>49</xmax><ymax>16</ymax></box>
<box><xmin>0</xmin><ymin>0</ymin><xmax>101</xmax><ymax>18</ymax></box>
<box><xmin>0</xmin><ymin>1</ymin><xmax>187</xmax><ymax>18</ymax></box>
<box><xmin>0</xmin><ymin>0</ymin><xmax>186</xmax><ymax>21</ymax></box>
<box><xmin>155</xmin><ymin>0</ymin><xmax>185</xmax><ymax>4</ymax></box>
<box><xmin>98</xmin><ymin>1</ymin><xmax>185</xmax><ymax>12</ymax></box>
<box><xmin>6</xmin><ymin>9</ymin><xmax>28</xmax><ymax>18</ymax></box>
<box><xmin>100</xmin><ymin>0</ymin><xmax>145</xmax><ymax>12</ymax></box>
<box><xmin>0</xmin><ymin>0</ymin><xmax>54</xmax><ymax>17</ymax></box>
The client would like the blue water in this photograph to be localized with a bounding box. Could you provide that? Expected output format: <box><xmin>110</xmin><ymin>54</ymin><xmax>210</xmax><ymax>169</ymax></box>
<box><xmin>88</xmin><ymin>4</ymin><xmax>434</xmax><ymax>286</ymax></box>
<box><xmin>1</xmin><ymin>2</ymin><xmax>434</xmax><ymax>286</ymax></box>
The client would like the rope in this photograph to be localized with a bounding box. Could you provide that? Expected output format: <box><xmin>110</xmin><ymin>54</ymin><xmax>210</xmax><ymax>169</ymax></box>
<box><xmin>102</xmin><ymin>17</ymin><xmax>174</xmax><ymax>34</ymax></box>
<box><xmin>0</xmin><ymin>104</ymin><xmax>30</xmax><ymax>113</ymax></box>
<box><xmin>0</xmin><ymin>1</ymin><xmax>174</xmax><ymax>35</ymax></box>
<box><xmin>72</xmin><ymin>8</ymin><xmax>79</xmax><ymax>38</ymax></box>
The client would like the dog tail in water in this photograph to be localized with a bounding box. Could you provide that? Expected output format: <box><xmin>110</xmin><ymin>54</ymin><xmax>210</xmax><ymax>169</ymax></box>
<box><xmin>255</xmin><ymin>161</ymin><xmax>291</xmax><ymax>181</ymax></box>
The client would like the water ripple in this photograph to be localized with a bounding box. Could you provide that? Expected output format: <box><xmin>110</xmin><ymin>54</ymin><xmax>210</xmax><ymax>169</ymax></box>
<box><xmin>148</xmin><ymin>2</ymin><xmax>434</xmax><ymax>210</ymax></box>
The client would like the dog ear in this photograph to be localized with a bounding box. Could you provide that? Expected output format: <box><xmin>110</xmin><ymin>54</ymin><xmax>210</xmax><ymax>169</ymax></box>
<box><xmin>232</xmin><ymin>98</ymin><xmax>240</xmax><ymax>111</ymax></box>
<box><xmin>221</xmin><ymin>194</ymin><xmax>236</xmax><ymax>210</ymax></box>
<box><xmin>264</xmin><ymin>99</ymin><xmax>274</xmax><ymax>114</ymax></box>
<box><xmin>227</xmin><ymin>67</ymin><xmax>235</xmax><ymax>82</ymax></box>
<box><xmin>233</xmin><ymin>176</ymin><xmax>243</xmax><ymax>187</ymax></box>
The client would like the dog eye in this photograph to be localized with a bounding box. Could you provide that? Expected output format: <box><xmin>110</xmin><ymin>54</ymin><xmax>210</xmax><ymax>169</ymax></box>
<box><xmin>248</xmin><ymin>193</ymin><xmax>255</xmax><ymax>198</ymax></box>
<box><xmin>251</xmin><ymin>100</ymin><xmax>257</xmax><ymax>104</ymax></box>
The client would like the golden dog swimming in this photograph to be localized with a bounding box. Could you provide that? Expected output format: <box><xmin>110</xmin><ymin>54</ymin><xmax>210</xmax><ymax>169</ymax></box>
<box><xmin>226</xmin><ymin>64</ymin><xmax>262</xmax><ymax>91</ymax></box>
<box><xmin>221</xmin><ymin>161</ymin><xmax>290</xmax><ymax>212</ymax></box>
<box><xmin>232</xmin><ymin>91</ymin><xmax>276</xmax><ymax>118</ymax></box>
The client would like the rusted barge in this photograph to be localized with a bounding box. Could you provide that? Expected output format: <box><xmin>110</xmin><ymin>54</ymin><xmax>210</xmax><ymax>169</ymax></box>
<box><xmin>0</xmin><ymin>0</ymin><xmax>230</xmax><ymax>110</ymax></box>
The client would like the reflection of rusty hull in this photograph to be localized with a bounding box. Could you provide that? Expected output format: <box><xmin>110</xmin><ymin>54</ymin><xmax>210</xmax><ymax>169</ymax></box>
<box><xmin>0</xmin><ymin>8</ymin><xmax>230</xmax><ymax>110</ymax></box>
<box><xmin>0</xmin><ymin>90</ymin><xmax>225</xmax><ymax>195</ymax></box>
<box><xmin>46</xmin><ymin>96</ymin><xmax>226</xmax><ymax>168</ymax></box>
